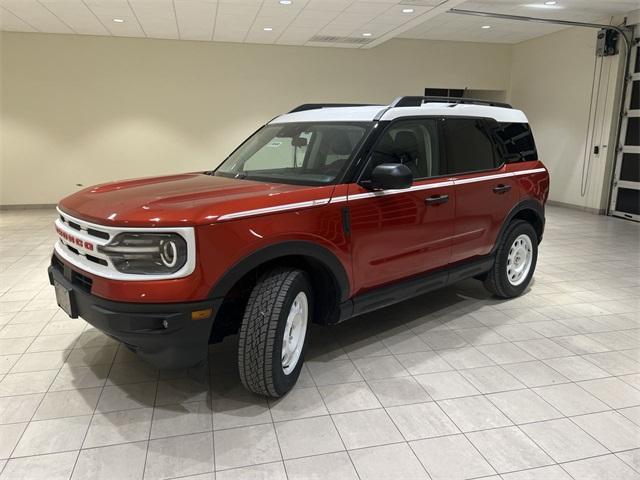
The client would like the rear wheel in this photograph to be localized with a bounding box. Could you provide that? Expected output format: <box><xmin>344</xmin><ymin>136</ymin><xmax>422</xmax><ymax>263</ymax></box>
<box><xmin>484</xmin><ymin>220</ymin><xmax>538</xmax><ymax>298</ymax></box>
<box><xmin>238</xmin><ymin>267</ymin><xmax>312</xmax><ymax>397</ymax></box>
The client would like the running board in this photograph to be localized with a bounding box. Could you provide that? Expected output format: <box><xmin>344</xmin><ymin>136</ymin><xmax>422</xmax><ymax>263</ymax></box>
<box><xmin>334</xmin><ymin>256</ymin><xmax>494</xmax><ymax>323</ymax></box>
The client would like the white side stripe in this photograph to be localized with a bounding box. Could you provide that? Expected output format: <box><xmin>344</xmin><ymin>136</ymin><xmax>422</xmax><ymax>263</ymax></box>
<box><xmin>215</xmin><ymin>168</ymin><xmax>547</xmax><ymax>220</ymax></box>
<box><xmin>454</xmin><ymin>167</ymin><xmax>546</xmax><ymax>185</ymax></box>
<box><xmin>454</xmin><ymin>172</ymin><xmax>511</xmax><ymax>185</ymax></box>
<box><xmin>344</xmin><ymin>168</ymin><xmax>546</xmax><ymax>202</ymax></box>
<box><xmin>347</xmin><ymin>180</ymin><xmax>454</xmax><ymax>201</ymax></box>
<box><xmin>217</xmin><ymin>198</ymin><xmax>331</xmax><ymax>221</ymax></box>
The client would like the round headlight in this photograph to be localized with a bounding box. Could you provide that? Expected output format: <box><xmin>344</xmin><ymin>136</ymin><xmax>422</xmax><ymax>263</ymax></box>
<box><xmin>98</xmin><ymin>232</ymin><xmax>188</xmax><ymax>274</ymax></box>
<box><xmin>160</xmin><ymin>240</ymin><xmax>178</xmax><ymax>268</ymax></box>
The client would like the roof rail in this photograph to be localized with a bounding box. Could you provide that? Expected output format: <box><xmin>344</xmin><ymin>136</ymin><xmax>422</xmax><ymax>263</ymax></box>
<box><xmin>288</xmin><ymin>103</ymin><xmax>378</xmax><ymax>113</ymax></box>
<box><xmin>390</xmin><ymin>96</ymin><xmax>513</xmax><ymax>109</ymax></box>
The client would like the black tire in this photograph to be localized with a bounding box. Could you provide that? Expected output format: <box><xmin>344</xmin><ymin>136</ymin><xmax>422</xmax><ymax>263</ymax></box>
<box><xmin>484</xmin><ymin>220</ymin><xmax>538</xmax><ymax>298</ymax></box>
<box><xmin>238</xmin><ymin>267</ymin><xmax>312</xmax><ymax>397</ymax></box>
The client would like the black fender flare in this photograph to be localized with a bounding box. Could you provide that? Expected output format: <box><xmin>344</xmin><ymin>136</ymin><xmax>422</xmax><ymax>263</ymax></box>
<box><xmin>491</xmin><ymin>199</ymin><xmax>545</xmax><ymax>255</ymax></box>
<box><xmin>207</xmin><ymin>240</ymin><xmax>350</xmax><ymax>302</ymax></box>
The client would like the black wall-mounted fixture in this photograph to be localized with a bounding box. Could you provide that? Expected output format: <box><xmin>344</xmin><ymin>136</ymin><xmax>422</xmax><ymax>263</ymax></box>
<box><xmin>596</xmin><ymin>28</ymin><xmax>619</xmax><ymax>57</ymax></box>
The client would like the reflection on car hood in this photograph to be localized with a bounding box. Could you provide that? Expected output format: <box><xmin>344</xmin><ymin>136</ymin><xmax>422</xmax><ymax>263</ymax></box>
<box><xmin>58</xmin><ymin>173</ymin><xmax>337</xmax><ymax>227</ymax></box>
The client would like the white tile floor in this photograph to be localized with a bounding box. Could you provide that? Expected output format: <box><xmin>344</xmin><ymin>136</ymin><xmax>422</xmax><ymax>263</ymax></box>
<box><xmin>0</xmin><ymin>205</ymin><xmax>639</xmax><ymax>480</ymax></box>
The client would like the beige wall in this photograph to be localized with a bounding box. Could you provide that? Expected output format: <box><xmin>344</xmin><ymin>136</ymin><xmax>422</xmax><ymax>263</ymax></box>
<box><xmin>0</xmin><ymin>32</ymin><xmax>513</xmax><ymax>205</ymax></box>
<box><xmin>509</xmin><ymin>23</ymin><xmax>624</xmax><ymax>212</ymax></box>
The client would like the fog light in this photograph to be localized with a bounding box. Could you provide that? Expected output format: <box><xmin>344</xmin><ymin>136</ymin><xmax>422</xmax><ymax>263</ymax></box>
<box><xmin>162</xmin><ymin>320</ymin><xmax>169</xmax><ymax>329</ymax></box>
<box><xmin>191</xmin><ymin>308</ymin><xmax>212</xmax><ymax>321</ymax></box>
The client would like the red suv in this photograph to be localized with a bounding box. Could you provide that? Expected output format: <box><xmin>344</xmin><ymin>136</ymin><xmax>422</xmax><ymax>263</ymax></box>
<box><xmin>49</xmin><ymin>96</ymin><xmax>549</xmax><ymax>397</ymax></box>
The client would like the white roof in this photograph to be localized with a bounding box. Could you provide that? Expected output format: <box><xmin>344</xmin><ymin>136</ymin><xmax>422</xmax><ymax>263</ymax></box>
<box><xmin>271</xmin><ymin>101</ymin><xmax>528</xmax><ymax>124</ymax></box>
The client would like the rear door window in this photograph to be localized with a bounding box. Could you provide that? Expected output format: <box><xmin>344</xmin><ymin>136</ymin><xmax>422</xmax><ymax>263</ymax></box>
<box><xmin>444</xmin><ymin>118</ymin><xmax>499</xmax><ymax>174</ymax></box>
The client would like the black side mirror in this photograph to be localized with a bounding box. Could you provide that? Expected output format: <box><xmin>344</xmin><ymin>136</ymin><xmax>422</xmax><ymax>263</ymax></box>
<box><xmin>368</xmin><ymin>163</ymin><xmax>413</xmax><ymax>190</ymax></box>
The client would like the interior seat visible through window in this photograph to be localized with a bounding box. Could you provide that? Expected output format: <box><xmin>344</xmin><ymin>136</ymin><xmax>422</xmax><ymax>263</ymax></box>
<box><xmin>323</xmin><ymin>130</ymin><xmax>353</xmax><ymax>172</ymax></box>
<box><xmin>392</xmin><ymin>131</ymin><xmax>422</xmax><ymax>177</ymax></box>
<box><xmin>363</xmin><ymin>118</ymin><xmax>442</xmax><ymax>181</ymax></box>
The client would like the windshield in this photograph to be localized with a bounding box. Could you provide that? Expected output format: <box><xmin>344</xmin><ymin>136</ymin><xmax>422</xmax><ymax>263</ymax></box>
<box><xmin>215</xmin><ymin>122</ymin><xmax>371</xmax><ymax>185</ymax></box>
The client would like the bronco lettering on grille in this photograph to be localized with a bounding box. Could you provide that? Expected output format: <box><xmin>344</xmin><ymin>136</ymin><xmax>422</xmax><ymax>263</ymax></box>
<box><xmin>56</xmin><ymin>226</ymin><xmax>95</xmax><ymax>251</ymax></box>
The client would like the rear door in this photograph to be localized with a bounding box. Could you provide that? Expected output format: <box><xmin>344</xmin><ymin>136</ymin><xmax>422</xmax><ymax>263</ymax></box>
<box><xmin>445</xmin><ymin>117</ymin><xmax>519</xmax><ymax>263</ymax></box>
<box><xmin>347</xmin><ymin>118</ymin><xmax>455</xmax><ymax>294</ymax></box>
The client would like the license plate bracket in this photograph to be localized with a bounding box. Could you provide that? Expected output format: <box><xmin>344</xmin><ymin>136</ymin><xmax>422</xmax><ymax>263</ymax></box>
<box><xmin>54</xmin><ymin>282</ymin><xmax>77</xmax><ymax>318</ymax></box>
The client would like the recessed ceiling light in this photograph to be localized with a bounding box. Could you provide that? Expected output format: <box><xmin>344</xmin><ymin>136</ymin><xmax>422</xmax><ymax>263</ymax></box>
<box><xmin>402</xmin><ymin>8</ymin><xmax>415</xmax><ymax>13</ymax></box>
<box><xmin>544</xmin><ymin>1</ymin><xmax>557</xmax><ymax>4</ymax></box>
<box><xmin>362</xmin><ymin>32</ymin><xmax>373</xmax><ymax>37</ymax></box>
<box><xmin>263</xmin><ymin>27</ymin><xmax>273</xmax><ymax>31</ymax></box>
<box><xmin>112</xmin><ymin>18</ymin><xmax>124</xmax><ymax>23</ymax></box>
<box><xmin>481</xmin><ymin>25</ymin><xmax>491</xmax><ymax>29</ymax></box>
<box><xmin>279</xmin><ymin>0</ymin><xmax>292</xmax><ymax>4</ymax></box>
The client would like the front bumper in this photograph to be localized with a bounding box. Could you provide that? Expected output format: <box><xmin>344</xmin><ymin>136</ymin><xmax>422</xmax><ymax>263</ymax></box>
<box><xmin>48</xmin><ymin>255</ymin><xmax>221</xmax><ymax>369</ymax></box>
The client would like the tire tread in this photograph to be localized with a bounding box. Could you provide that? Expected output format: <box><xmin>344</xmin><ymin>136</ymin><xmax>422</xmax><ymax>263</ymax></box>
<box><xmin>238</xmin><ymin>268</ymin><xmax>302</xmax><ymax>397</ymax></box>
<box><xmin>484</xmin><ymin>219</ymin><xmax>536</xmax><ymax>298</ymax></box>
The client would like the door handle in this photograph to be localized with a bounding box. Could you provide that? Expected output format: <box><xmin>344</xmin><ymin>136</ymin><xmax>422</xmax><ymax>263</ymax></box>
<box><xmin>493</xmin><ymin>184</ymin><xmax>512</xmax><ymax>194</ymax></box>
<box><xmin>425</xmin><ymin>194</ymin><xmax>449</xmax><ymax>206</ymax></box>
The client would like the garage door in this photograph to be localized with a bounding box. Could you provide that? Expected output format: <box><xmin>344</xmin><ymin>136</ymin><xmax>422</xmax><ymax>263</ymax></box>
<box><xmin>610</xmin><ymin>26</ymin><xmax>640</xmax><ymax>222</ymax></box>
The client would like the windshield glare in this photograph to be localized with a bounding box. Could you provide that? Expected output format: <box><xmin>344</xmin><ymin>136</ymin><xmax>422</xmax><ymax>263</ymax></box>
<box><xmin>215</xmin><ymin>122</ymin><xmax>370</xmax><ymax>185</ymax></box>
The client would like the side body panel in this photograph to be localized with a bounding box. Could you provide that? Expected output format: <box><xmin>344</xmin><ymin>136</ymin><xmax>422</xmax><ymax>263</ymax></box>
<box><xmin>512</xmin><ymin>161</ymin><xmax>549</xmax><ymax>205</ymax></box>
<box><xmin>450</xmin><ymin>164</ymin><xmax>520</xmax><ymax>263</ymax></box>
<box><xmin>451</xmin><ymin>161</ymin><xmax>548</xmax><ymax>263</ymax></box>
<box><xmin>346</xmin><ymin>180</ymin><xmax>455</xmax><ymax>295</ymax></box>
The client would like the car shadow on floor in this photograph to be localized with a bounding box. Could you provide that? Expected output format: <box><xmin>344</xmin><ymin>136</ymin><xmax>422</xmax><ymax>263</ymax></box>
<box><xmin>67</xmin><ymin>277</ymin><xmax>536</xmax><ymax>421</ymax></box>
<box><xmin>205</xmin><ymin>278</ymin><xmax>536</xmax><ymax>398</ymax></box>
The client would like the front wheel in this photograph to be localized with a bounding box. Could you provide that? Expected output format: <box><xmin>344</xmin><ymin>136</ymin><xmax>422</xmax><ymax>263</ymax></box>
<box><xmin>484</xmin><ymin>220</ymin><xmax>538</xmax><ymax>298</ymax></box>
<box><xmin>238</xmin><ymin>268</ymin><xmax>312</xmax><ymax>397</ymax></box>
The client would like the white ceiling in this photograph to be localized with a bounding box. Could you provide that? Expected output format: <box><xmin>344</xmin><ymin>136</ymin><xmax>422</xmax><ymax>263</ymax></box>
<box><xmin>0</xmin><ymin>0</ymin><xmax>637</xmax><ymax>48</ymax></box>
<box><xmin>401</xmin><ymin>0</ymin><xmax>639</xmax><ymax>44</ymax></box>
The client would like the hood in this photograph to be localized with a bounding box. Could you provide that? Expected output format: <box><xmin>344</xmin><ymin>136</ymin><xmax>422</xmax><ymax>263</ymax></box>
<box><xmin>59</xmin><ymin>173</ymin><xmax>336</xmax><ymax>227</ymax></box>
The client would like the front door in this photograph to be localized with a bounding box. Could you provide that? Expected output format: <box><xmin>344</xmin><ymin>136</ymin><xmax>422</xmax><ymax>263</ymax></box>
<box><xmin>347</xmin><ymin>118</ymin><xmax>455</xmax><ymax>295</ymax></box>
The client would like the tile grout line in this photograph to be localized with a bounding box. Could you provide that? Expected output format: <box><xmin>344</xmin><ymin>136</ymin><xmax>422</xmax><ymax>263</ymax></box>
<box><xmin>0</xmin><ymin>311</ymin><xmax>86</xmax><ymax>472</ymax></box>
<box><xmin>307</xmin><ymin>364</ymin><xmax>363</xmax><ymax>480</ymax></box>
<box><xmin>67</xmin><ymin>340</ymin><xmax>121</xmax><ymax>480</ymax></box>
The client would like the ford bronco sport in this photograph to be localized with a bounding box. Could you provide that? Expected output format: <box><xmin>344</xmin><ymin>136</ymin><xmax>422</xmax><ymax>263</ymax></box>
<box><xmin>49</xmin><ymin>96</ymin><xmax>549</xmax><ymax>397</ymax></box>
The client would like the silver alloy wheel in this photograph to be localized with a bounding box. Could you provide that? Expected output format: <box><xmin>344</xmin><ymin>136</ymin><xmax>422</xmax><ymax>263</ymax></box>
<box><xmin>506</xmin><ymin>234</ymin><xmax>533</xmax><ymax>286</ymax></box>
<box><xmin>281</xmin><ymin>291</ymin><xmax>308</xmax><ymax>375</ymax></box>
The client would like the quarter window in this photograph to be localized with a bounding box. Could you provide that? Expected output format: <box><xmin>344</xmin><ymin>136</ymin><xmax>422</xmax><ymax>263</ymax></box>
<box><xmin>493</xmin><ymin>122</ymin><xmax>538</xmax><ymax>162</ymax></box>
<box><xmin>444</xmin><ymin>118</ymin><xmax>498</xmax><ymax>174</ymax></box>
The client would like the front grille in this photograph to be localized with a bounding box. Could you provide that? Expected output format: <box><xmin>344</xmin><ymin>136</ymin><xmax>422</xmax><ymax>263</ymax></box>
<box><xmin>72</xmin><ymin>271</ymin><xmax>93</xmax><ymax>292</ymax></box>
<box><xmin>68</xmin><ymin>220</ymin><xmax>82</xmax><ymax>231</ymax></box>
<box><xmin>59</xmin><ymin>214</ymin><xmax>110</xmax><ymax>241</ymax></box>
<box><xmin>55</xmin><ymin>206</ymin><xmax>195</xmax><ymax>280</ymax></box>
<box><xmin>87</xmin><ymin>228</ymin><xmax>109</xmax><ymax>240</ymax></box>
<box><xmin>51</xmin><ymin>254</ymin><xmax>93</xmax><ymax>293</ymax></box>
<box><xmin>64</xmin><ymin>243</ymin><xmax>108</xmax><ymax>267</ymax></box>
<box><xmin>86</xmin><ymin>254</ymin><xmax>108</xmax><ymax>266</ymax></box>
